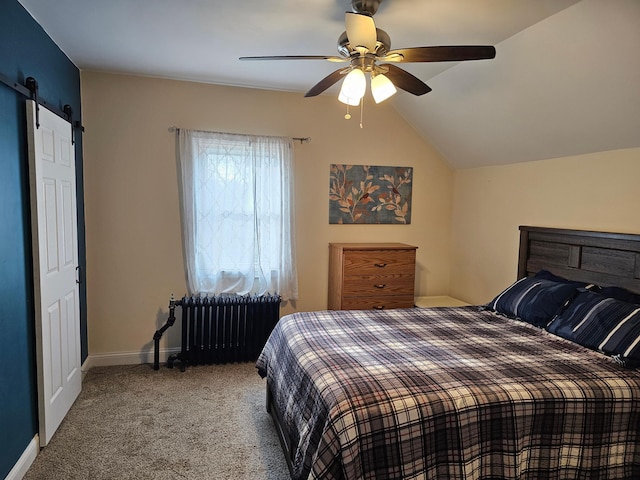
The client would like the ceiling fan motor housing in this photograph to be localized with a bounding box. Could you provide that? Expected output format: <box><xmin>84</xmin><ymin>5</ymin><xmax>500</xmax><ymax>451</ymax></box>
<box><xmin>351</xmin><ymin>0</ymin><xmax>382</xmax><ymax>16</ymax></box>
<box><xmin>337</xmin><ymin>28</ymin><xmax>390</xmax><ymax>57</ymax></box>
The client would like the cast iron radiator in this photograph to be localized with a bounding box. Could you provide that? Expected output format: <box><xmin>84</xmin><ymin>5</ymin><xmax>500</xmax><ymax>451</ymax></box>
<box><xmin>153</xmin><ymin>293</ymin><xmax>281</xmax><ymax>371</ymax></box>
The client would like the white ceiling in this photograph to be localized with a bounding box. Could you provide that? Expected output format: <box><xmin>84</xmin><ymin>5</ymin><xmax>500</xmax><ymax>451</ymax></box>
<box><xmin>17</xmin><ymin>0</ymin><xmax>640</xmax><ymax>168</ymax></box>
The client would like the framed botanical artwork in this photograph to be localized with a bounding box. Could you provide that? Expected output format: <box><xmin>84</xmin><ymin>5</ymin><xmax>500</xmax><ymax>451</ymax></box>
<box><xmin>329</xmin><ymin>164</ymin><xmax>412</xmax><ymax>224</ymax></box>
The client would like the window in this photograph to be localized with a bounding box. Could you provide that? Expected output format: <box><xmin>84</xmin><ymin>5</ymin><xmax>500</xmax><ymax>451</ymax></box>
<box><xmin>178</xmin><ymin>129</ymin><xmax>298</xmax><ymax>300</ymax></box>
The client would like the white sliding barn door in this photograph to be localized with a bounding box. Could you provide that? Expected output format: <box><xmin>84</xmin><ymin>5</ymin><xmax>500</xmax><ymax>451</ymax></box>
<box><xmin>26</xmin><ymin>100</ymin><xmax>82</xmax><ymax>447</ymax></box>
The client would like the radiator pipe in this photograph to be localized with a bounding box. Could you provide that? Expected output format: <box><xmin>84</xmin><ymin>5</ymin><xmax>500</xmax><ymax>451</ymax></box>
<box><xmin>153</xmin><ymin>295</ymin><xmax>177</xmax><ymax>370</ymax></box>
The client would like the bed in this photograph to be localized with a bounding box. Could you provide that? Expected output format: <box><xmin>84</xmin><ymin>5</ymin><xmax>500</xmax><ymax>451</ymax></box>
<box><xmin>256</xmin><ymin>226</ymin><xmax>640</xmax><ymax>479</ymax></box>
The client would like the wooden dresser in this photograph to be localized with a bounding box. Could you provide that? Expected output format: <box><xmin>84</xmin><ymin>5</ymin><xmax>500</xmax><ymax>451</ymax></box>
<box><xmin>328</xmin><ymin>243</ymin><xmax>418</xmax><ymax>310</ymax></box>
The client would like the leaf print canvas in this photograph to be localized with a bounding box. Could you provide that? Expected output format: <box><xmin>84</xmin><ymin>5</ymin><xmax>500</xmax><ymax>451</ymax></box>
<box><xmin>329</xmin><ymin>164</ymin><xmax>412</xmax><ymax>224</ymax></box>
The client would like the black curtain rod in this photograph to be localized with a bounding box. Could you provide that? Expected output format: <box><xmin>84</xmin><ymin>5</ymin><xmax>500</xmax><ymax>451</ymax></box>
<box><xmin>168</xmin><ymin>126</ymin><xmax>310</xmax><ymax>144</ymax></box>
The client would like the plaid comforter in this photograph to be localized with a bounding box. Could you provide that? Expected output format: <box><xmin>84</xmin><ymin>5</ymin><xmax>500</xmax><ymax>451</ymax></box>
<box><xmin>256</xmin><ymin>307</ymin><xmax>640</xmax><ymax>480</ymax></box>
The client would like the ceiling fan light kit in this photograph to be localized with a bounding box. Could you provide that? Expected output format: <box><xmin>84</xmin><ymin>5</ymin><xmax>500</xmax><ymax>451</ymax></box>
<box><xmin>239</xmin><ymin>0</ymin><xmax>495</xmax><ymax>124</ymax></box>
<box><xmin>339</xmin><ymin>68</ymin><xmax>367</xmax><ymax>101</ymax></box>
<box><xmin>370</xmin><ymin>73</ymin><xmax>396</xmax><ymax>104</ymax></box>
<box><xmin>338</xmin><ymin>93</ymin><xmax>360</xmax><ymax>107</ymax></box>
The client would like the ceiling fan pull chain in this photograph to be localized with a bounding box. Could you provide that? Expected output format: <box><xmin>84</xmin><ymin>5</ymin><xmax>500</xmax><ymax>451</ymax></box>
<box><xmin>360</xmin><ymin>99</ymin><xmax>364</xmax><ymax>128</ymax></box>
<box><xmin>345</xmin><ymin>104</ymin><xmax>352</xmax><ymax>120</ymax></box>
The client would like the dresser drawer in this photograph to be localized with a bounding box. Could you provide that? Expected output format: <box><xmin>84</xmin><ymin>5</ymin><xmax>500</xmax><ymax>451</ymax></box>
<box><xmin>343</xmin><ymin>250</ymin><xmax>415</xmax><ymax>275</ymax></box>
<box><xmin>341</xmin><ymin>295</ymin><xmax>415</xmax><ymax>310</ymax></box>
<box><xmin>342</xmin><ymin>274</ymin><xmax>414</xmax><ymax>296</ymax></box>
<box><xmin>328</xmin><ymin>243</ymin><xmax>418</xmax><ymax>310</ymax></box>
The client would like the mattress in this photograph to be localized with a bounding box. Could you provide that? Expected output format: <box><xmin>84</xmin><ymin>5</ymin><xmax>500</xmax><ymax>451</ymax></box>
<box><xmin>256</xmin><ymin>306</ymin><xmax>640</xmax><ymax>480</ymax></box>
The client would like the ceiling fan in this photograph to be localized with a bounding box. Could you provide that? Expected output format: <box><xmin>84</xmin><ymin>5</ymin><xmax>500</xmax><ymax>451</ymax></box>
<box><xmin>239</xmin><ymin>0</ymin><xmax>496</xmax><ymax>106</ymax></box>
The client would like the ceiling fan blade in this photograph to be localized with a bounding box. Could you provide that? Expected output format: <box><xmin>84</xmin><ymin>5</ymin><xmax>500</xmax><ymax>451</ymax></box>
<box><xmin>304</xmin><ymin>69</ymin><xmax>346</xmax><ymax>97</ymax></box>
<box><xmin>345</xmin><ymin>12</ymin><xmax>377</xmax><ymax>52</ymax></box>
<box><xmin>239</xmin><ymin>55</ymin><xmax>347</xmax><ymax>63</ymax></box>
<box><xmin>383</xmin><ymin>64</ymin><xmax>432</xmax><ymax>96</ymax></box>
<box><xmin>383</xmin><ymin>45</ymin><xmax>496</xmax><ymax>63</ymax></box>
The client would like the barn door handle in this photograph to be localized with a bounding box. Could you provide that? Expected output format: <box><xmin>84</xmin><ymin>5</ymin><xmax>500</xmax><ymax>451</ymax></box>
<box><xmin>76</xmin><ymin>265</ymin><xmax>83</xmax><ymax>284</ymax></box>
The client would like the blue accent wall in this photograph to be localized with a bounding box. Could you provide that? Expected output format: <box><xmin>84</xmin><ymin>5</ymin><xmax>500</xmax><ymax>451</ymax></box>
<box><xmin>0</xmin><ymin>1</ymin><xmax>86</xmax><ymax>476</ymax></box>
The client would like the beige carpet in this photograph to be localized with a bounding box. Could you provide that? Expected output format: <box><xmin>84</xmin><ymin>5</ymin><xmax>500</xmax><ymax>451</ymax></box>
<box><xmin>24</xmin><ymin>363</ymin><xmax>291</xmax><ymax>480</ymax></box>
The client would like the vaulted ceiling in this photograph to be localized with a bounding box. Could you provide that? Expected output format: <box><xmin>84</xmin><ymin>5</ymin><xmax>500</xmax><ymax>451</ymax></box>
<box><xmin>18</xmin><ymin>0</ymin><xmax>640</xmax><ymax>168</ymax></box>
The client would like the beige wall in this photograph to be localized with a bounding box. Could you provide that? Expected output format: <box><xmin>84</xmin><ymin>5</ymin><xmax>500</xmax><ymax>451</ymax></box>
<box><xmin>81</xmin><ymin>71</ymin><xmax>453</xmax><ymax>356</ymax></box>
<box><xmin>450</xmin><ymin>148</ymin><xmax>640</xmax><ymax>305</ymax></box>
<box><xmin>80</xmin><ymin>71</ymin><xmax>640</xmax><ymax>358</ymax></box>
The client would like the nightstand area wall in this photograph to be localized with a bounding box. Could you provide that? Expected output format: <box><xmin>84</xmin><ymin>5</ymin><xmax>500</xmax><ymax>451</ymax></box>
<box><xmin>414</xmin><ymin>296</ymin><xmax>469</xmax><ymax>307</ymax></box>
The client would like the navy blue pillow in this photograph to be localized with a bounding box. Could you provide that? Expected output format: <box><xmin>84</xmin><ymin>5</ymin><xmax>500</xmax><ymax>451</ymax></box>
<box><xmin>548</xmin><ymin>290</ymin><xmax>640</xmax><ymax>368</ymax></box>
<box><xmin>535</xmin><ymin>270</ymin><xmax>592</xmax><ymax>288</ymax></box>
<box><xmin>486</xmin><ymin>273</ymin><xmax>579</xmax><ymax>328</ymax></box>
<box><xmin>598</xmin><ymin>286</ymin><xmax>640</xmax><ymax>305</ymax></box>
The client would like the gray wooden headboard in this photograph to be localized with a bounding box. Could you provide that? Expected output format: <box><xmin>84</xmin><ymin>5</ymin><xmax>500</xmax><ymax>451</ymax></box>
<box><xmin>518</xmin><ymin>226</ymin><xmax>640</xmax><ymax>295</ymax></box>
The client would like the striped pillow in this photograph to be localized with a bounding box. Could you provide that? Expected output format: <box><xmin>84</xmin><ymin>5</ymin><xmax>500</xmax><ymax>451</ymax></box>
<box><xmin>548</xmin><ymin>290</ymin><xmax>640</xmax><ymax>367</ymax></box>
<box><xmin>598</xmin><ymin>285</ymin><xmax>640</xmax><ymax>305</ymax></box>
<box><xmin>486</xmin><ymin>274</ymin><xmax>579</xmax><ymax>327</ymax></box>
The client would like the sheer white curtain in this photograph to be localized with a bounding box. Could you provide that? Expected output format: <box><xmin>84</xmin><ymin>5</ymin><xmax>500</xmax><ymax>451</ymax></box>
<box><xmin>178</xmin><ymin>129</ymin><xmax>298</xmax><ymax>300</ymax></box>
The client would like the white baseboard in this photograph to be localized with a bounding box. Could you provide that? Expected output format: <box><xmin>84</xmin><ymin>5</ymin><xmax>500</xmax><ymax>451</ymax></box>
<box><xmin>6</xmin><ymin>435</ymin><xmax>39</xmax><ymax>480</ymax></box>
<box><xmin>83</xmin><ymin>347</ymin><xmax>181</xmax><ymax>370</ymax></box>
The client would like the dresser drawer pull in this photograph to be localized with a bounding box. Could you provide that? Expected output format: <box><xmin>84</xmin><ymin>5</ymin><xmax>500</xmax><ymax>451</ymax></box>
<box><xmin>373</xmin><ymin>305</ymin><xmax>385</xmax><ymax>310</ymax></box>
<box><xmin>374</xmin><ymin>284</ymin><xmax>386</xmax><ymax>289</ymax></box>
<box><xmin>374</xmin><ymin>263</ymin><xmax>387</xmax><ymax>268</ymax></box>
